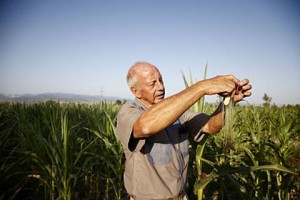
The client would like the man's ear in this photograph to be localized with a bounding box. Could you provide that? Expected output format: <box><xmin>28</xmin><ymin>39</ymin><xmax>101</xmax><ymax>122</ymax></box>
<box><xmin>130</xmin><ymin>86</ymin><xmax>141</xmax><ymax>99</ymax></box>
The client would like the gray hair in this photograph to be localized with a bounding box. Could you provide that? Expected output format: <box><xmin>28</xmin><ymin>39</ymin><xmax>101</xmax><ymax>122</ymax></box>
<box><xmin>126</xmin><ymin>61</ymin><xmax>152</xmax><ymax>88</ymax></box>
<box><xmin>126</xmin><ymin>72</ymin><xmax>139</xmax><ymax>87</ymax></box>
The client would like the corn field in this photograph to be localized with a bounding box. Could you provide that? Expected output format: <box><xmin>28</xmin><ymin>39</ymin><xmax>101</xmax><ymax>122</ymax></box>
<box><xmin>182</xmin><ymin>67</ymin><xmax>299</xmax><ymax>200</ymax></box>
<box><xmin>0</xmin><ymin>101</ymin><xmax>124</xmax><ymax>200</ymax></box>
<box><xmin>188</xmin><ymin>103</ymin><xmax>300</xmax><ymax>200</ymax></box>
<box><xmin>0</xmin><ymin>100</ymin><xmax>299</xmax><ymax>200</ymax></box>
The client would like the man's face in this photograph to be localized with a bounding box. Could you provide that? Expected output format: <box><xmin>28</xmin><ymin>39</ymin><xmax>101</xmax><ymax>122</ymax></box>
<box><xmin>134</xmin><ymin>65</ymin><xmax>165</xmax><ymax>106</ymax></box>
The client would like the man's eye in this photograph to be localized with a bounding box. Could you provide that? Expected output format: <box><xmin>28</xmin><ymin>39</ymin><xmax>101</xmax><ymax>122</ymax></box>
<box><xmin>150</xmin><ymin>82</ymin><xmax>155</xmax><ymax>86</ymax></box>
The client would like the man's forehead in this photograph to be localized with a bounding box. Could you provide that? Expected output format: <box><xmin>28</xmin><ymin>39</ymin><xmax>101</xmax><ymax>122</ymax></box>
<box><xmin>140</xmin><ymin>69</ymin><xmax>161</xmax><ymax>80</ymax></box>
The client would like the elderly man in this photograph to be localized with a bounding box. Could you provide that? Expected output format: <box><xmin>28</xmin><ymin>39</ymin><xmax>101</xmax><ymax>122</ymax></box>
<box><xmin>115</xmin><ymin>62</ymin><xmax>252</xmax><ymax>200</ymax></box>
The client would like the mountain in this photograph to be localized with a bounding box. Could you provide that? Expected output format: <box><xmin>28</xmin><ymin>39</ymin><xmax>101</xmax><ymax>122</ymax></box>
<box><xmin>0</xmin><ymin>93</ymin><xmax>129</xmax><ymax>103</ymax></box>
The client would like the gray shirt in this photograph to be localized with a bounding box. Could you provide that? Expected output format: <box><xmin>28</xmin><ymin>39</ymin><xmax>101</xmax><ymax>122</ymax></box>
<box><xmin>115</xmin><ymin>98</ymin><xmax>209</xmax><ymax>199</ymax></box>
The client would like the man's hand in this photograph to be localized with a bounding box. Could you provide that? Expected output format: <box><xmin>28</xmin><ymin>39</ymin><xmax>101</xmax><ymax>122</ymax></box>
<box><xmin>204</xmin><ymin>75</ymin><xmax>240</xmax><ymax>96</ymax></box>
<box><xmin>204</xmin><ymin>75</ymin><xmax>252</xmax><ymax>104</ymax></box>
<box><xmin>232</xmin><ymin>79</ymin><xmax>252</xmax><ymax>103</ymax></box>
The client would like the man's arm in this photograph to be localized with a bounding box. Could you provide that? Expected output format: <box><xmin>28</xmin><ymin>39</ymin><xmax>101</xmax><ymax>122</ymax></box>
<box><xmin>202</xmin><ymin>102</ymin><xmax>225</xmax><ymax>134</ymax></box>
<box><xmin>133</xmin><ymin>75</ymin><xmax>242</xmax><ymax>138</ymax></box>
<box><xmin>202</xmin><ymin>78</ymin><xmax>252</xmax><ymax>134</ymax></box>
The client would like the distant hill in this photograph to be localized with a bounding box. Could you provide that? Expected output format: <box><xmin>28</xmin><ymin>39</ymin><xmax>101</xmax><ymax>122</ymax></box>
<box><xmin>0</xmin><ymin>93</ymin><xmax>129</xmax><ymax>103</ymax></box>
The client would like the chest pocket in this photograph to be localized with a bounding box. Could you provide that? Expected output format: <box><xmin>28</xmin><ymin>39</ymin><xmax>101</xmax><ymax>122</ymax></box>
<box><xmin>147</xmin><ymin>142</ymin><xmax>173</xmax><ymax>165</ymax></box>
<box><xmin>142</xmin><ymin>120</ymin><xmax>189</xmax><ymax>165</ymax></box>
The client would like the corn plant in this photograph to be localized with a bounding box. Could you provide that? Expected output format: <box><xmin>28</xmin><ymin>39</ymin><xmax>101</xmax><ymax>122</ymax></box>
<box><xmin>1</xmin><ymin>86</ymin><xmax>299</xmax><ymax>200</ymax></box>
<box><xmin>0</xmin><ymin>101</ymin><xmax>125</xmax><ymax>200</ymax></box>
<box><xmin>181</xmin><ymin>63</ymin><xmax>208</xmax><ymax>113</ymax></box>
<box><xmin>181</xmin><ymin>66</ymin><xmax>299</xmax><ymax>200</ymax></box>
<box><xmin>182</xmin><ymin>64</ymin><xmax>219</xmax><ymax>200</ymax></box>
<box><xmin>84</xmin><ymin>109</ymin><xmax>124</xmax><ymax>200</ymax></box>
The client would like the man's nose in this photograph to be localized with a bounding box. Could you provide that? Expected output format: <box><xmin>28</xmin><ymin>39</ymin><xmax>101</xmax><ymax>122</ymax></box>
<box><xmin>156</xmin><ymin>81</ymin><xmax>164</xmax><ymax>90</ymax></box>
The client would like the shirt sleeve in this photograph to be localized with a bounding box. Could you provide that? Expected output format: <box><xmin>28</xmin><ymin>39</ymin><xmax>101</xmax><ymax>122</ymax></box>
<box><xmin>181</xmin><ymin>110</ymin><xmax>210</xmax><ymax>142</ymax></box>
<box><xmin>116</xmin><ymin>103</ymin><xmax>146</xmax><ymax>152</ymax></box>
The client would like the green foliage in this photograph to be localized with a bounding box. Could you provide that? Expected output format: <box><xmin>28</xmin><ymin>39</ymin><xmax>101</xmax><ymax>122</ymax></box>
<box><xmin>181</xmin><ymin>65</ymin><xmax>299</xmax><ymax>200</ymax></box>
<box><xmin>181</xmin><ymin>63</ymin><xmax>208</xmax><ymax>113</ymax></box>
<box><xmin>0</xmin><ymin>94</ymin><xmax>299</xmax><ymax>199</ymax></box>
<box><xmin>0</xmin><ymin>101</ymin><xmax>124</xmax><ymax>200</ymax></box>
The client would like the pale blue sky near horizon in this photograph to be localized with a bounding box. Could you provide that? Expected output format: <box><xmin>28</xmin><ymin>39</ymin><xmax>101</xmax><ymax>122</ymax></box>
<box><xmin>0</xmin><ymin>0</ymin><xmax>299</xmax><ymax>105</ymax></box>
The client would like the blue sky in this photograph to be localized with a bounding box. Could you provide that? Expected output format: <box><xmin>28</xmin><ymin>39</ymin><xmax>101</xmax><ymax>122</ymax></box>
<box><xmin>0</xmin><ymin>0</ymin><xmax>299</xmax><ymax>105</ymax></box>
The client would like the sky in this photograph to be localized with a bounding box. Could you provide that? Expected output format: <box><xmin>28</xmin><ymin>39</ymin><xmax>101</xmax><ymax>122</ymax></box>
<box><xmin>0</xmin><ymin>0</ymin><xmax>299</xmax><ymax>105</ymax></box>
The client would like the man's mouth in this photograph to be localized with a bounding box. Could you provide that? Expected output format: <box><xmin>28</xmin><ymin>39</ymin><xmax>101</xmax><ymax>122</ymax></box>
<box><xmin>156</xmin><ymin>93</ymin><xmax>165</xmax><ymax>99</ymax></box>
